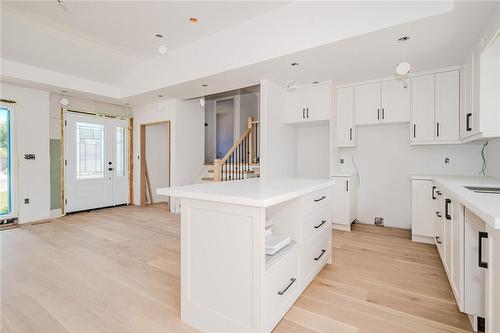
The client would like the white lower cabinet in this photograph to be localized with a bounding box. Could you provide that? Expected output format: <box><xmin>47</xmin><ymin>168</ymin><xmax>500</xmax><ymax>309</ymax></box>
<box><xmin>331</xmin><ymin>175</ymin><xmax>357</xmax><ymax>231</ymax></box>
<box><xmin>412</xmin><ymin>179</ymin><xmax>499</xmax><ymax>332</ymax></box>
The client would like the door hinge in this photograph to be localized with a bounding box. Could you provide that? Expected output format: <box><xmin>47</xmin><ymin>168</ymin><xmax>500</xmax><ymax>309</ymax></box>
<box><xmin>64</xmin><ymin>120</ymin><xmax>67</xmax><ymax>126</ymax></box>
<box><xmin>64</xmin><ymin>199</ymin><xmax>67</xmax><ymax>204</ymax></box>
<box><xmin>64</xmin><ymin>159</ymin><xmax>67</xmax><ymax>166</ymax></box>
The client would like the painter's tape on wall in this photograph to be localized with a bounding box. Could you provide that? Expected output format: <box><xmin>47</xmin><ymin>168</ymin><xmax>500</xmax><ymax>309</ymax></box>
<box><xmin>50</xmin><ymin>139</ymin><xmax>61</xmax><ymax>209</ymax></box>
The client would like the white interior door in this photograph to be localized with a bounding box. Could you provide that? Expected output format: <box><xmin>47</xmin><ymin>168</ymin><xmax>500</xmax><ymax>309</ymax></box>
<box><xmin>65</xmin><ymin>112</ymin><xmax>128</xmax><ymax>213</ymax></box>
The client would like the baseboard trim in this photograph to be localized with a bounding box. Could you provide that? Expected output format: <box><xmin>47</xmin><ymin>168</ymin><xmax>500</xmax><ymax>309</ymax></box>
<box><xmin>411</xmin><ymin>234</ymin><xmax>435</xmax><ymax>244</ymax></box>
<box><xmin>332</xmin><ymin>223</ymin><xmax>351</xmax><ymax>231</ymax></box>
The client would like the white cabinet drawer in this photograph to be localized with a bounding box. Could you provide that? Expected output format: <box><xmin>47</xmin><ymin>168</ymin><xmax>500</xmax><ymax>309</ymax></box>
<box><xmin>302</xmin><ymin>229</ymin><xmax>330</xmax><ymax>286</ymax></box>
<box><xmin>263</xmin><ymin>249</ymin><xmax>299</xmax><ymax>330</ymax></box>
<box><xmin>303</xmin><ymin>189</ymin><xmax>330</xmax><ymax>216</ymax></box>
<box><xmin>303</xmin><ymin>205</ymin><xmax>330</xmax><ymax>242</ymax></box>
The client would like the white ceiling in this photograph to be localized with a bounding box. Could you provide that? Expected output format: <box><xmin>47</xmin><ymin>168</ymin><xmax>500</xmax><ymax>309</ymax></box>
<box><xmin>1</xmin><ymin>1</ymin><xmax>286</xmax><ymax>58</ymax></box>
<box><xmin>0</xmin><ymin>1</ymin><xmax>498</xmax><ymax>106</ymax></box>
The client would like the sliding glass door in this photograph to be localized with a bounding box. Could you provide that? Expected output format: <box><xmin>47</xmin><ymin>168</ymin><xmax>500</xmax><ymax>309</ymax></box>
<box><xmin>0</xmin><ymin>107</ymin><xmax>11</xmax><ymax>216</ymax></box>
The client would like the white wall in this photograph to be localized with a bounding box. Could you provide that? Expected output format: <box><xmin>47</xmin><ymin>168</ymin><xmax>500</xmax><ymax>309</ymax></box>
<box><xmin>145</xmin><ymin>123</ymin><xmax>170</xmax><ymax>203</ymax></box>
<box><xmin>487</xmin><ymin>138</ymin><xmax>500</xmax><ymax>178</ymax></box>
<box><xmin>1</xmin><ymin>83</ymin><xmax>50</xmax><ymax>223</ymax></box>
<box><xmin>133</xmin><ymin>99</ymin><xmax>204</xmax><ymax>212</ymax></box>
<box><xmin>240</xmin><ymin>93</ymin><xmax>259</xmax><ymax>133</ymax></box>
<box><xmin>260</xmin><ymin>80</ymin><xmax>297</xmax><ymax>178</ymax></box>
<box><xmin>337</xmin><ymin>124</ymin><xmax>483</xmax><ymax>229</ymax></box>
<box><xmin>297</xmin><ymin>126</ymin><xmax>330</xmax><ymax>179</ymax></box>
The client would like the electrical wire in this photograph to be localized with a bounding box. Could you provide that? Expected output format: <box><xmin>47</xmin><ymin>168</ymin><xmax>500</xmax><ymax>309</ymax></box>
<box><xmin>351</xmin><ymin>155</ymin><xmax>360</xmax><ymax>186</ymax></box>
<box><xmin>479</xmin><ymin>141</ymin><xmax>488</xmax><ymax>176</ymax></box>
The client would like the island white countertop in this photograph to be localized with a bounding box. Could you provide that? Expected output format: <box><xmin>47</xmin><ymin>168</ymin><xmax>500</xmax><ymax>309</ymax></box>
<box><xmin>157</xmin><ymin>178</ymin><xmax>335</xmax><ymax>208</ymax></box>
<box><xmin>411</xmin><ymin>175</ymin><xmax>500</xmax><ymax>229</ymax></box>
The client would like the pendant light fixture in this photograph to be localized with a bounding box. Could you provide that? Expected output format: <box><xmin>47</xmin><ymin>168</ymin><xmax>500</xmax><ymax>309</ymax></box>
<box><xmin>396</xmin><ymin>36</ymin><xmax>411</xmax><ymax>76</ymax></box>
<box><xmin>286</xmin><ymin>62</ymin><xmax>299</xmax><ymax>90</ymax></box>
<box><xmin>199</xmin><ymin>84</ymin><xmax>207</xmax><ymax>108</ymax></box>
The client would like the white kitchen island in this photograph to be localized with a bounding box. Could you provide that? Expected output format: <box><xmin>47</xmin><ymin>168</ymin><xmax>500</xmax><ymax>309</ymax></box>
<box><xmin>158</xmin><ymin>178</ymin><xmax>335</xmax><ymax>333</ymax></box>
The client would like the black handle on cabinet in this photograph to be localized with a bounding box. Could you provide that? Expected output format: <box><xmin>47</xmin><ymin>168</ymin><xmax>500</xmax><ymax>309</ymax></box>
<box><xmin>479</xmin><ymin>231</ymin><xmax>488</xmax><ymax>268</ymax></box>
<box><xmin>314</xmin><ymin>196</ymin><xmax>326</xmax><ymax>202</ymax></box>
<box><xmin>382</xmin><ymin>108</ymin><xmax>385</xmax><ymax>120</ymax></box>
<box><xmin>314</xmin><ymin>249</ymin><xmax>326</xmax><ymax>261</ymax></box>
<box><xmin>436</xmin><ymin>122</ymin><xmax>440</xmax><ymax>137</ymax></box>
<box><xmin>314</xmin><ymin>220</ymin><xmax>327</xmax><ymax>229</ymax></box>
<box><xmin>432</xmin><ymin>186</ymin><xmax>437</xmax><ymax>200</ymax></box>
<box><xmin>277</xmin><ymin>278</ymin><xmax>296</xmax><ymax>295</ymax></box>
<box><xmin>306</xmin><ymin>108</ymin><xmax>309</xmax><ymax>119</ymax></box>
<box><xmin>435</xmin><ymin>236</ymin><xmax>442</xmax><ymax>244</ymax></box>
<box><xmin>436</xmin><ymin>211</ymin><xmax>442</xmax><ymax>218</ymax></box>
<box><xmin>346</xmin><ymin>180</ymin><xmax>349</xmax><ymax>192</ymax></box>
<box><xmin>445</xmin><ymin>199</ymin><xmax>451</xmax><ymax>220</ymax></box>
<box><xmin>413</xmin><ymin>124</ymin><xmax>416</xmax><ymax>138</ymax></box>
<box><xmin>466</xmin><ymin>113</ymin><xmax>472</xmax><ymax>132</ymax></box>
<box><xmin>349</xmin><ymin>128</ymin><xmax>352</xmax><ymax>141</ymax></box>
<box><xmin>108</xmin><ymin>167</ymin><xmax>114</xmax><ymax>171</ymax></box>
<box><xmin>302</xmin><ymin>108</ymin><xmax>305</xmax><ymax>119</ymax></box>
<box><xmin>377</xmin><ymin>109</ymin><xmax>380</xmax><ymax>120</ymax></box>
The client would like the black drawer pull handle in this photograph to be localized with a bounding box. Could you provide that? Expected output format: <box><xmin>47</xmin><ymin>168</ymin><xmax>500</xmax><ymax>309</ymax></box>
<box><xmin>432</xmin><ymin>186</ymin><xmax>436</xmax><ymax>200</ymax></box>
<box><xmin>314</xmin><ymin>220</ymin><xmax>327</xmax><ymax>229</ymax></box>
<box><xmin>314</xmin><ymin>196</ymin><xmax>326</xmax><ymax>202</ymax></box>
<box><xmin>466</xmin><ymin>113</ymin><xmax>472</xmax><ymax>132</ymax></box>
<box><xmin>436</xmin><ymin>212</ymin><xmax>442</xmax><ymax>218</ymax></box>
<box><xmin>435</xmin><ymin>236</ymin><xmax>442</xmax><ymax>244</ymax></box>
<box><xmin>277</xmin><ymin>277</ymin><xmax>296</xmax><ymax>295</ymax></box>
<box><xmin>314</xmin><ymin>249</ymin><xmax>326</xmax><ymax>261</ymax></box>
<box><xmin>445</xmin><ymin>199</ymin><xmax>451</xmax><ymax>220</ymax></box>
<box><xmin>479</xmin><ymin>231</ymin><xmax>488</xmax><ymax>269</ymax></box>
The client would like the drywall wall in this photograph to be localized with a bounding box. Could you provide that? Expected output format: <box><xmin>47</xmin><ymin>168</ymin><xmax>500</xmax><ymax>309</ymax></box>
<box><xmin>337</xmin><ymin>123</ymin><xmax>484</xmax><ymax>229</ymax></box>
<box><xmin>260</xmin><ymin>80</ymin><xmax>297</xmax><ymax>178</ymax></box>
<box><xmin>487</xmin><ymin>138</ymin><xmax>500</xmax><ymax>178</ymax></box>
<box><xmin>297</xmin><ymin>125</ymin><xmax>330</xmax><ymax>179</ymax></box>
<box><xmin>133</xmin><ymin>99</ymin><xmax>204</xmax><ymax>212</ymax></box>
<box><xmin>145</xmin><ymin>123</ymin><xmax>170</xmax><ymax>203</ymax></box>
<box><xmin>240</xmin><ymin>92</ymin><xmax>259</xmax><ymax>133</ymax></box>
<box><xmin>1</xmin><ymin>83</ymin><xmax>50</xmax><ymax>223</ymax></box>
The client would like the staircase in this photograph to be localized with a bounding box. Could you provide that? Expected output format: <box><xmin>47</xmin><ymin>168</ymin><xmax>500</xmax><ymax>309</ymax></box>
<box><xmin>203</xmin><ymin>117</ymin><xmax>260</xmax><ymax>183</ymax></box>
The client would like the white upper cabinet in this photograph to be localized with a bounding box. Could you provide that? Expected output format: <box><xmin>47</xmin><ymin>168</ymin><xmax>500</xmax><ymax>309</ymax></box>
<box><xmin>411</xmin><ymin>70</ymin><xmax>460</xmax><ymax>144</ymax></box>
<box><xmin>412</xmin><ymin>74</ymin><xmax>436</xmax><ymax>143</ymax></box>
<box><xmin>381</xmin><ymin>79</ymin><xmax>410</xmax><ymax>123</ymax></box>
<box><xmin>435</xmin><ymin>70</ymin><xmax>460</xmax><ymax>142</ymax></box>
<box><xmin>355</xmin><ymin>79</ymin><xmax>410</xmax><ymax>126</ymax></box>
<box><xmin>336</xmin><ymin>86</ymin><xmax>355</xmax><ymax>147</ymax></box>
<box><xmin>283</xmin><ymin>81</ymin><xmax>331</xmax><ymax>125</ymax></box>
<box><xmin>355</xmin><ymin>83</ymin><xmax>380</xmax><ymax>125</ymax></box>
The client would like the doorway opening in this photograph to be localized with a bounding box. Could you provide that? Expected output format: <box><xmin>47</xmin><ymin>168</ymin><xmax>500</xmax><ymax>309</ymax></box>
<box><xmin>216</xmin><ymin>99</ymin><xmax>235</xmax><ymax>159</ymax></box>
<box><xmin>0</xmin><ymin>106</ymin><xmax>12</xmax><ymax>217</ymax></box>
<box><xmin>140</xmin><ymin>121</ymin><xmax>171</xmax><ymax>209</ymax></box>
<box><xmin>64</xmin><ymin>111</ymin><xmax>130</xmax><ymax>213</ymax></box>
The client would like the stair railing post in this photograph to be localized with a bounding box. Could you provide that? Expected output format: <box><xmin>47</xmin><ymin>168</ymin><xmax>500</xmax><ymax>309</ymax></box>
<box><xmin>214</xmin><ymin>159</ymin><xmax>222</xmax><ymax>182</ymax></box>
<box><xmin>248</xmin><ymin>117</ymin><xmax>254</xmax><ymax>164</ymax></box>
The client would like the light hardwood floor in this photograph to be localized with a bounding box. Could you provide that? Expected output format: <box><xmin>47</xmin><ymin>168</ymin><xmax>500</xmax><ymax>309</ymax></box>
<box><xmin>1</xmin><ymin>204</ymin><xmax>472</xmax><ymax>333</ymax></box>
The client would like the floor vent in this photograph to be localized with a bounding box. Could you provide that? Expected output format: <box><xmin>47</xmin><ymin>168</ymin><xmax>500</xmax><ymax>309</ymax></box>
<box><xmin>374</xmin><ymin>217</ymin><xmax>384</xmax><ymax>226</ymax></box>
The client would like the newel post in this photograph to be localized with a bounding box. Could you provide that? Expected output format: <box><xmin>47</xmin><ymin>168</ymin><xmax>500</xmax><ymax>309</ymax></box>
<box><xmin>214</xmin><ymin>159</ymin><xmax>223</xmax><ymax>182</ymax></box>
<box><xmin>248</xmin><ymin>117</ymin><xmax>254</xmax><ymax>164</ymax></box>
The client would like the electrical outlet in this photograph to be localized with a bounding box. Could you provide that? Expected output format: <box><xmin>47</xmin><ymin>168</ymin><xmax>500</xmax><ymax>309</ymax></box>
<box><xmin>374</xmin><ymin>217</ymin><xmax>384</xmax><ymax>226</ymax></box>
<box><xmin>445</xmin><ymin>157</ymin><xmax>450</xmax><ymax>164</ymax></box>
<box><xmin>24</xmin><ymin>198</ymin><xmax>29</xmax><ymax>204</ymax></box>
<box><xmin>340</xmin><ymin>159</ymin><xmax>344</xmax><ymax>164</ymax></box>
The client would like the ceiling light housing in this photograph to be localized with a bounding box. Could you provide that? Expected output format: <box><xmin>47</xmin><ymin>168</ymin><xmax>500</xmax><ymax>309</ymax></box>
<box><xmin>189</xmin><ymin>17</ymin><xmax>199</xmax><ymax>23</ymax></box>
<box><xmin>395</xmin><ymin>36</ymin><xmax>411</xmax><ymax>76</ymax></box>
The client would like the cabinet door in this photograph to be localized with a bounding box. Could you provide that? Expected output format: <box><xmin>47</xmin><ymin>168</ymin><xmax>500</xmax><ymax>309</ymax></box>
<box><xmin>451</xmin><ymin>201</ymin><xmax>464</xmax><ymax>311</ymax></box>
<box><xmin>284</xmin><ymin>88</ymin><xmax>307</xmax><ymax>124</ymax></box>
<box><xmin>486</xmin><ymin>225</ymin><xmax>500</xmax><ymax>333</ymax></box>
<box><xmin>355</xmin><ymin>82</ymin><xmax>380</xmax><ymax>125</ymax></box>
<box><xmin>381</xmin><ymin>79</ymin><xmax>410</xmax><ymax>124</ymax></box>
<box><xmin>307</xmin><ymin>83</ymin><xmax>331</xmax><ymax>122</ymax></box>
<box><xmin>462</xmin><ymin>53</ymin><xmax>475</xmax><ymax>139</ymax></box>
<box><xmin>444</xmin><ymin>197</ymin><xmax>452</xmax><ymax>277</ymax></box>
<box><xmin>411</xmin><ymin>180</ymin><xmax>435</xmax><ymax>239</ymax></box>
<box><xmin>336</xmin><ymin>87</ymin><xmax>355</xmax><ymax>146</ymax></box>
<box><xmin>411</xmin><ymin>75</ymin><xmax>435</xmax><ymax>143</ymax></box>
<box><xmin>331</xmin><ymin>177</ymin><xmax>350</xmax><ymax>225</ymax></box>
<box><xmin>464</xmin><ymin>209</ymin><xmax>485</xmax><ymax>318</ymax></box>
<box><xmin>435</xmin><ymin>70</ymin><xmax>460</xmax><ymax>141</ymax></box>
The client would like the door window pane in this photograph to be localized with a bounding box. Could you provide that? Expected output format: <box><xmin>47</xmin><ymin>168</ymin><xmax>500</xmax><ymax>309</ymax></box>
<box><xmin>116</xmin><ymin>126</ymin><xmax>125</xmax><ymax>177</ymax></box>
<box><xmin>76</xmin><ymin>122</ymin><xmax>104</xmax><ymax>179</ymax></box>
<box><xmin>0</xmin><ymin>108</ymin><xmax>11</xmax><ymax>215</ymax></box>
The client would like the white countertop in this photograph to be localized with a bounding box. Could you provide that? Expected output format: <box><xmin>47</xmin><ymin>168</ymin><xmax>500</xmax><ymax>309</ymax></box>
<box><xmin>157</xmin><ymin>178</ymin><xmax>335</xmax><ymax>208</ymax></box>
<box><xmin>411</xmin><ymin>175</ymin><xmax>500</xmax><ymax>229</ymax></box>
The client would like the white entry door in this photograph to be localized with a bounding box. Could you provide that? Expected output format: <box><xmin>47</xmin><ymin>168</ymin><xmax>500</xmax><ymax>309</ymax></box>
<box><xmin>64</xmin><ymin>111</ymin><xmax>129</xmax><ymax>213</ymax></box>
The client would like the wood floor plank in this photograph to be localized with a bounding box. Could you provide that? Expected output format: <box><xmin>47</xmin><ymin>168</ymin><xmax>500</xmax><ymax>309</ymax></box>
<box><xmin>1</xmin><ymin>206</ymin><xmax>472</xmax><ymax>333</ymax></box>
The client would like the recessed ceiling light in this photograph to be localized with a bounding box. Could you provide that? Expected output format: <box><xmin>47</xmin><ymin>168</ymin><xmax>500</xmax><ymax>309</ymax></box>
<box><xmin>398</xmin><ymin>36</ymin><xmax>410</xmax><ymax>42</ymax></box>
<box><xmin>158</xmin><ymin>94</ymin><xmax>163</xmax><ymax>98</ymax></box>
<box><xmin>189</xmin><ymin>17</ymin><xmax>199</xmax><ymax>23</ymax></box>
<box><xmin>61</xmin><ymin>90</ymin><xmax>68</xmax><ymax>93</ymax></box>
<box><xmin>202</xmin><ymin>84</ymin><xmax>208</xmax><ymax>87</ymax></box>
<box><xmin>313</xmin><ymin>81</ymin><xmax>319</xmax><ymax>84</ymax></box>
<box><xmin>291</xmin><ymin>62</ymin><xmax>299</xmax><ymax>66</ymax></box>
<box><xmin>155</xmin><ymin>33</ymin><xmax>164</xmax><ymax>39</ymax></box>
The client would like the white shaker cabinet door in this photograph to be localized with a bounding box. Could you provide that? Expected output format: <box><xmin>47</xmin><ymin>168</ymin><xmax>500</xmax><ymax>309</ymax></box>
<box><xmin>381</xmin><ymin>79</ymin><xmax>410</xmax><ymax>124</ymax></box>
<box><xmin>336</xmin><ymin>87</ymin><xmax>355</xmax><ymax>146</ymax></box>
<box><xmin>411</xmin><ymin>74</ymin><xmax>435</xmax><ymax>143</ymax></box>
<box><xmin>435</xmin><ymin>70</ymin><xmax>460</xmax><ymax>141</ymax></box>
<box><xmin>355</xmin><ymin>82</ymin><xmax>380</xmax><ymax>125</ymax></box>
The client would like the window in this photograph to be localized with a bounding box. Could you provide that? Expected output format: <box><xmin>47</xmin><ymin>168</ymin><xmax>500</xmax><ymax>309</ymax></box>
<box><xmin>76</xmin><ymin>122</ymin><xmax>104</xmax><ymax>179</ymax></box>
<box><xmin>0</xmin><ymin>107</ymin><xmax>11</xmax><ymax>215</ymax></box>
<box><xmin>115</xmin><ymin>126</ymin><xmax>125</xmax><ymax>177</ymax></box>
